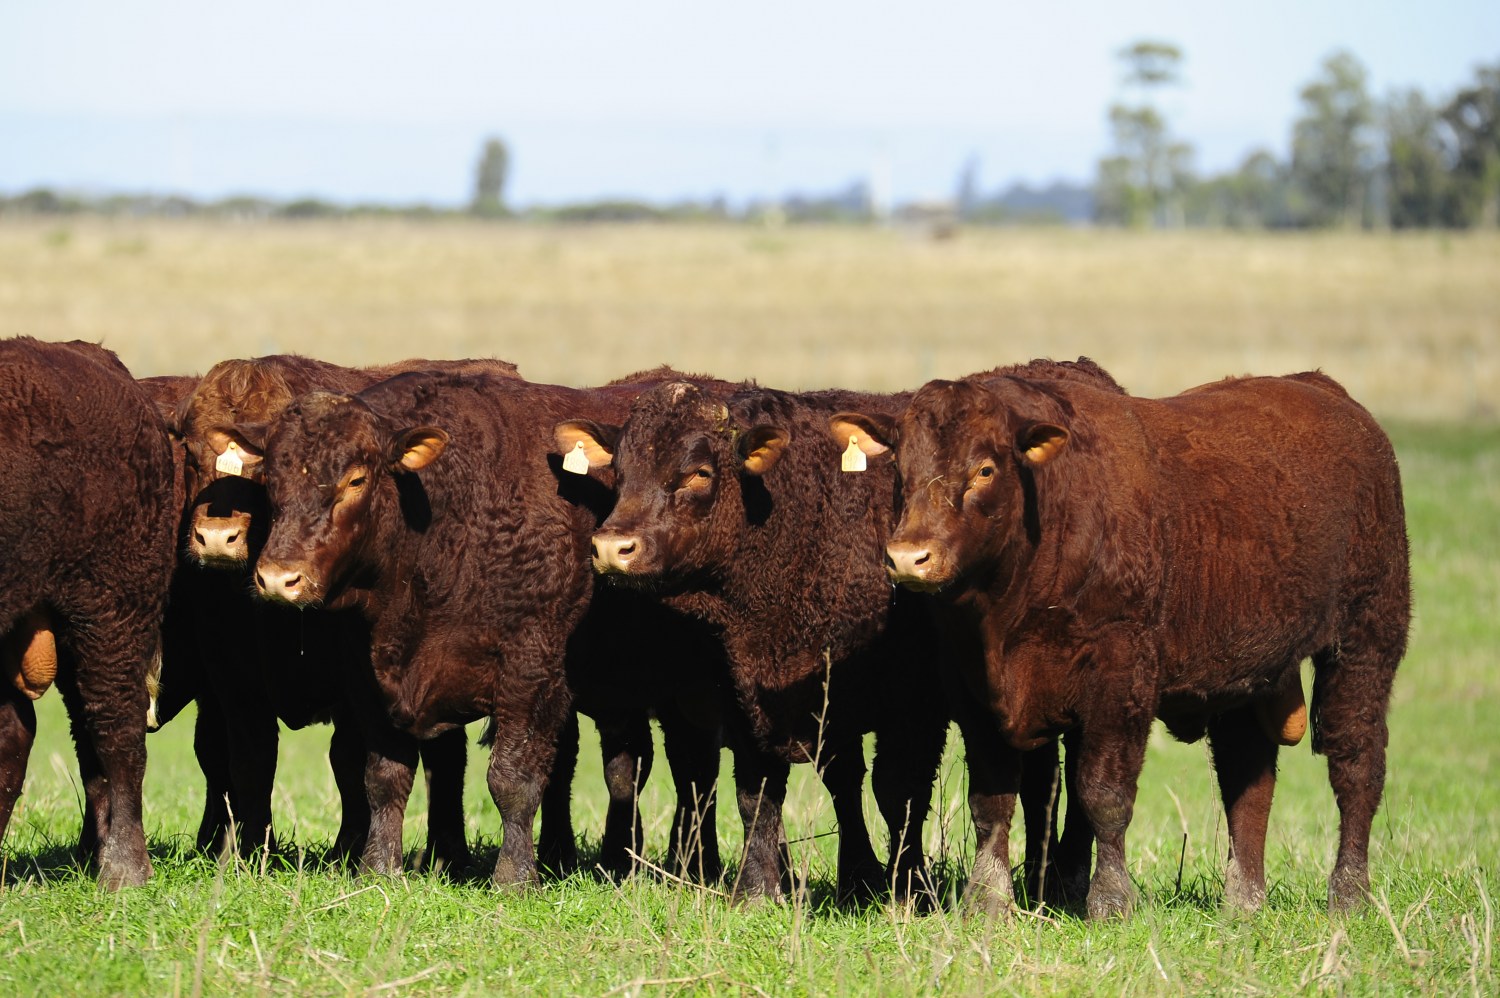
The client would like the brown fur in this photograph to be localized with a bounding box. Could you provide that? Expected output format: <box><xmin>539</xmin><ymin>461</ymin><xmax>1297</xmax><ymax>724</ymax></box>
<box><xmin>851</xmin><ymin>364</ymin><xmax>1410</xmax><ymax>918</ymax></box>
<box><xmin>0</xmin><ymin>337</ymin><xmax>178</xmax><ymax>889</ymax></box>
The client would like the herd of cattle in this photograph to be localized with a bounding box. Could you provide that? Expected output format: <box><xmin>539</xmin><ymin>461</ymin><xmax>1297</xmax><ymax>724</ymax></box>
<box><xmin>0</xmin><ymin>336</ymin><xmax>1410</xmax><ymax>920</ymax></box>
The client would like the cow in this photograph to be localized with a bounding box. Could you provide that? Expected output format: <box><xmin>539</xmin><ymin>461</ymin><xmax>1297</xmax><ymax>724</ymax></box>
<box><xmin>832</xmin><ymin>366</ymin><xmax>1410</xmax><ymax>919</ymax></box>
<box><xmin>0</xmin><ymin>337</ymin><xmax>178</xmax><ymax>888</ymax></box>
<box><xmin>159</xmin><ymin>354</ymin><xmax>523</xmax><ymax>867</ymax></box>
<box><xmin>239</xmin><ymin>369</ymin><xmax>728</xmax><ymax>887</ymax></box>
<box><xmin>555</xmin><ymin>381</ymin><xmax>953</xmax><ymax>905</ymax></box>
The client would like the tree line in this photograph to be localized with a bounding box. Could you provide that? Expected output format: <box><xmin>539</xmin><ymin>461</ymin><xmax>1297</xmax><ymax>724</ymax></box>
<box><xmin>1093</xmin><ymin>44</ymin><xmax>1500</xmax><ymax>229</ymax></box>
<box><xmin>4</xmin><ymin>44</ymin><xmax>1495</xmax><ymax>230</ymax></box>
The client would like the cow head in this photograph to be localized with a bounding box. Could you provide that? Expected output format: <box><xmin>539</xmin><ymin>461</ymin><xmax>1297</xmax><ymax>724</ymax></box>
<box><xmin>831</xmin><ymin>377</ymin><xmax>1069</xmax><ymax>593</ymax></box>
<box><xmin>252</xmin><ymin>390</ymin><xmax>447</xmax><ymax>608</ymax></box>
<box><xmin>174</xmin><ymin>359</ymin><xmax>295</xmax><ymax>568</ymax></box>
<box><xmin>555</xmin><ymin>382</ymin><xmax>787</xmax><ymax>584</ymax></box>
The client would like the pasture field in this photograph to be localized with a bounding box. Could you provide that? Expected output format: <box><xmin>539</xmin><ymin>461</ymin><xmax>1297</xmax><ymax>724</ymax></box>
<box><xmin>1</xmin><ymin>220</ymin><xmax>1496</xmax><ymax>420</ymax></box>
<box><xmin>0</xmin><ymin>221</ymin><xmax>1497</xmax><ymax>995</ymax></box>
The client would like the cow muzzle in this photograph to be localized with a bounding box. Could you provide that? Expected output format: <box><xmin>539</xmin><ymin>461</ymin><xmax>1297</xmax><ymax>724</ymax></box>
<box><xmin>885</xmin><ymin>540</ymin><xmax>950</xmax><ymax>591</ymax></box>
<box><xmin>191</xmin><ymin>510</ymin><xmax>254</xmax><ymax>566</ymax></box>
<box><xmin>592</xmin><ymin>532</ymin><xmax>641</xmax><ymax>575</ymax></box>
<box><xmin>255</xmin><ymin>561</ymin><xmax>318</xmax><ymax>606</ymax></box>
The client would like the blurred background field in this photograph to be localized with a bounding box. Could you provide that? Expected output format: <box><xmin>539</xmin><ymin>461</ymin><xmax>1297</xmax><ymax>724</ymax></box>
<box><xmin>2</xmin><ymin>220</ymin><xmax>1496</xmax><ymax>422</ymax></box>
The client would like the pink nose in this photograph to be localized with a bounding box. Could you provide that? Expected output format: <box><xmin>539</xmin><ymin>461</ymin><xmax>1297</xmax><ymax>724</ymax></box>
<box><xmin>885</xmin><ymin>541</ymin><xmax>934</xmax><ymax>584</ymax></box>
<box><xmin>255</xmin><ymin>564</ymin><xmax>307</xmax><ymax>603</ymax></box>
<box><xmin>591</xmin><ymin>534</ymin><xmax>639</xmax><ymax>574</ymax></box>
<box><xmin>193</xmin><ymin>517</ymin><xmax>249</xmax><ymax>563</ymax></box>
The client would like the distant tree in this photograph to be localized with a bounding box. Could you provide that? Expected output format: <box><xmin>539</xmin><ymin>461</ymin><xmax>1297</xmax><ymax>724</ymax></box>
<box><xmin>1291</xmin><ymin>51</ymin><xmax>1377</xmax><ymax>227</ymax></box>
<box><xmin>1442</xmin><ymin>62</ymin><xmax>1500</xmax><ymax>227</ymax></box>
<box><xmin>471</xmin><ymin>136</ymin><xmax>511</xmax><ymax>217</ymax></box>
<box><xmin>1095</xmin><ymin>40</ymin><xmax>1194</xmax><ymax>227</ymax></box>
<box><xmin>954</xmin><ymin>154</ymin><xmax>982</xmax><ymax>220</ymax></box>
<box><xmin>1384</xmin><ymin>89</ymin><xmax>1451</xmax><ymax>228</ymax></box>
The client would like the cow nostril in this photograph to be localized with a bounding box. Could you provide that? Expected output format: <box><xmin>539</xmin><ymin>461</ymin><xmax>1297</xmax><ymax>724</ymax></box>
<box><xmin>617</xmin><ymin>540</ymin><xmax>636</xmax><ymax>558</ymax></box>
<box><xmin>225</xmin><ymin>531</ymin><xmax>240</xmax><ymax>545</ymax></box>
<box><xmin>194</xmin><ymin>530</ymin><xmax>207</xmax><ymax>546</ymax></box>
<box><xmin>254</xmin><ymin>571</ymin><xmax>267</xmax><ymax>591</ymax></box>
<box><xmin>913</xmin><ymin>549</ymin><xmax>930</xmax><ymax>566</ymax></box>
<box><xmin>283</xmin><ymin>574</ymin><xmax>302</xmax><ymax>590</ymax></box>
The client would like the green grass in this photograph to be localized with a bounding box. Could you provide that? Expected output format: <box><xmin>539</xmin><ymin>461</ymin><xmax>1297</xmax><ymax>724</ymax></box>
<box><xmin>0</xmin><ymin>422</ymin><xmax>1494</xmax><ymax>995</ymax></box>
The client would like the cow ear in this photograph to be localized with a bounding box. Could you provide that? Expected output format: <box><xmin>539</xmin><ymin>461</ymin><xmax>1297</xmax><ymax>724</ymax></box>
<box><xmin>738</xmin><ymin>425</ymin><xmax>789</xmax><ymax>476</ymax></box>
<box><xmin>391</xmin><ymin>426</ymin><xmax>449</xmax><ymax>473</ymax></box>
<box><xmin>554</xmin><ymin>420</ymin><xmax>617</xmax><ymax>473</ymax></box>
<box><xmin>206</xmin><ymin>425</ymin><xmax>267</xmax><ymax>480</ymax></box>
<box><xmin>1017</xmin><ymin>422</ymin><xmax>1069</xmax><ymax>466</ymax></box>
<box><xmin>829</xmin><ymin>412</ymin><xmax>894</xmax><ymax>458</ymax></box>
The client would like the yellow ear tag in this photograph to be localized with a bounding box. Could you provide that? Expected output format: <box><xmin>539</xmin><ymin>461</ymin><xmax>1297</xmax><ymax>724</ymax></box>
<box><xmin>841</xmin><ymin>435</ymin><xmax>867</xmax><ymax>473</ymax></box>
<box><xmin>562</xmin><ymin>440</ymin><xmax>591</xmax><ymax>475</ymax></box>
<box><xmin>215</xmin><ymin>441</ymin><xmax>244</xmax><ymax>477</ymax></box>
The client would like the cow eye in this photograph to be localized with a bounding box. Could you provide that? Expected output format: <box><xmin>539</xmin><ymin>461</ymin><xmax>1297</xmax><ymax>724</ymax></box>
<box><xmin>978</xmin><ymin>465</ymin><xmax>994</xmax><ymax>479</ymax></box>
<box><xmin>348</xmin><ymin>475</ymin><xmax>367</xmax><ymax>489</ymax></box>
<box><xmin>678</xmin><ymin>467</ymin><xmax>713</xmax><ymax>491</ymax></box>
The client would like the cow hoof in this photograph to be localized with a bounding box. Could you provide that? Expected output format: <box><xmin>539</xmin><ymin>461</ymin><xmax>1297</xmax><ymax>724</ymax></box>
<box><xmin>1223</xmin><ymin>860</ymin><xmax>1266</xmax><ymax>913</ymax></box>
<box><xmin>1086</xmin><ymin>868</ymin><xmax>1137</xmax><ymax>920</ymax></box>
<box><xmin>1327</xmin><ymin>866</ymin><xmax>1370</xmax><ymax>914</ymax></box>
<box><xmin>490</xmin><ymin>855</ymin><xmax>540</xmax><ymax>892</ymax></box>
<box><xmin>729</xmin><ymin>881</ymin><xmax>784</xmax><ymax>907</ymax></box>
<box><xmin>836</xmin><ymin>866</ymin><xmax>886</xmax><ymax>908</ymax></box>
<box><xmin>960</xmin><ymin>881</ymin><xmax>1015</xmax><ymax>921</ymax></box>
<box><xmin>98</xmin><ymin>855</ymin><xmax>152</xmax><ymax>891</ymax></box>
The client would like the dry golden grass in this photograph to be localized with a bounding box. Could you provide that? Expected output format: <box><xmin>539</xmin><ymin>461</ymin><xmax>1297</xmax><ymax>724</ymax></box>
<box><xmin>2</xmin><ymin>219</ymin><xmax>1495</xmax><ymax>420</ymax></box>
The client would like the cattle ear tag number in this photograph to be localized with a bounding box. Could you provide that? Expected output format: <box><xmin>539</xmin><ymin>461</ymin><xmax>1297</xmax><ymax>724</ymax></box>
<box><xmin>562</xmin><ymin>440</ymin><xmax>590</xmax><ymax>475</ymax></box>
<box><xmin>841</xmin><ymin>435</ymin><xmax>867</xmax><ymax>473</ymax></box>
<box><xmin>215</xmin><ymin>441</ymin><xmax>245</xmax><ymax>477</ymax></box>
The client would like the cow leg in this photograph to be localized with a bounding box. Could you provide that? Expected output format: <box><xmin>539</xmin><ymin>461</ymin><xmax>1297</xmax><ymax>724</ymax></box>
<box><xmin>1208</xmin><ymin>706</ymin><xmax>1279</xmax><ymax>911</ymax></box>
<box><xmin>1074</xmin><ymin>716</ymin><xmax>1151</xmax><ymax>920</ymax></box>
<box><xmin>191</xmin><ymin>697</ymin><xmax>235</xmax><ymax>854</ymax></box>
<box><xmin>817</xmin><ymin>739</ymin><xmax>883</xmax><ymax>905</ymax></box>
<box><xmin>1051</xmin><ymin>729</ymin><xmax>1095</xmax><ymax>905</ymax></box>
<box><xmin>954</xmin><ymin>705</ymin><xmax>1021</xmax><ymax>920</ymax></box>
<box><xmin>0</xmin><ymin>691</ymin><xmax>37</xmax><ymax>842</ymax></box>
<box><xmin>328</xmin><ymin>710</ymin><xmax>370</xmax><ymax>865</ymax></box>
<box><xmin>488</xmin><ymin>668</ymin><xmax>570</xmax><ymax>892</ymax></box>
<box><xmin>55</xmin><ymin>675</ymin><xmax>109</xmax><ymax>862</ymax></box>
<box><xmin>872</xmin><ymin>714</ymin><xmax>944</xmax><ymax>903</ymax></box>
<box><xmin>418</xmin><ymin>729</ymin><xmax>470</xmax><ymax>876</ymax></box>
<box><xmin>1018</xmin><ymin>737</ymin><xmax>1060</xmax><ymax>908</ymax></box>
<box><xmin>359</xmin><ymin>721</ymin><xmax>419</xmax><ymax>876</ymax></box>
<box><xmin>729</xmin><ymin>731</ymin><xmax>791</xmax><ymax>903</ymax></box>
<box><xmin>222</xmin><ymin>705</ymin><xmax>280</xmax><ymax>856</ymax></box>
<box><xmin>63</xmin><ymin>631</ymin><xmax>154</xmax><ymax>889</ymax></box>
<box><xmin>537</xmin><ymin>712</ymin><xmax>579</xmax><ymax>876</ymax></box>
<box><xmin>658</xmin><ymin>700</ymin><xmax>722</xmax><ymax>883</ymax></box>
<box><xmin>596</xmin><ymin>713</ymin><xmax>652</xmax><ymax>880</ymax></box>
<box><xmin>1313</xmin><ymin>615</ymin><xmax>1401</xmax><ymax>913</ymax></box>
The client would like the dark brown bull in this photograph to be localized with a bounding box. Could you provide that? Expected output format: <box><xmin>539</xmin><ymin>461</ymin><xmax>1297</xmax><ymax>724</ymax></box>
<box><xmin>242</xmin><ymin>370</ymin><xmax>726</xmax><ymax>887</ymax></box>
<box><xmin>557</xmin><ymin>381</ymin><xmax>952</xmax><ymax>904</ymax></box>
<box><xmin>834</xmin><ymin>366</ymin><xmax>1409</xmax><ymax>918</ymax></box>
<box><xmin>0</xmin><ymin>337</ymin><xmax>178</xmax><ymax>888</ymax></box>
<box><xmin>159</xmin><ymin>355</ymin><xmax>519</xmax><ymax>866</ymax></box>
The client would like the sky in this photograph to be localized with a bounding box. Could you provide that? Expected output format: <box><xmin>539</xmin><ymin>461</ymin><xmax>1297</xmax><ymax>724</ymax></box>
<box><xmin>2</xmin><ymin>0</ymin><xmax>1496</xmax><ymax>208</ymax></box>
